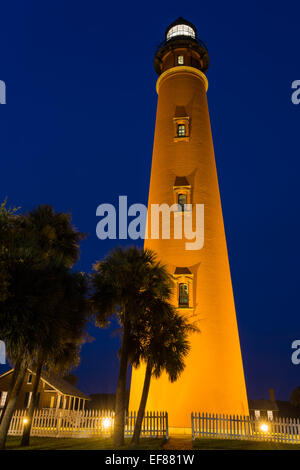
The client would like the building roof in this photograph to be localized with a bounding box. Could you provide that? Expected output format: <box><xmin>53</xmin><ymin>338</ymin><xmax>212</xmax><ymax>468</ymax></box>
<box><xmin>40</xmin><ymin>371</ymin><xmax>89</xmax><ymax>400</ymax></box>
<box><xmin>248</xmin><ymin>399</ymin><xmax>279</xmax><ymax>411</ymax></box>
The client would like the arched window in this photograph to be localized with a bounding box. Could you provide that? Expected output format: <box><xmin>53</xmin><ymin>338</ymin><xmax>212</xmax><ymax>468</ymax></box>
<box><xmin>179</xmin><ymin>283</ymin><xmax>189</xmax><ymax>307</ymax></box>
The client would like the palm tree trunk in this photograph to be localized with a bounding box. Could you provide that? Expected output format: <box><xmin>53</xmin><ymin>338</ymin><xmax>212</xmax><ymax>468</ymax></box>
<box><xmin>0</xmin><ymin>361</ymin><xmax>27</xmax><ymax>449</ymax></box>
<box><xmin>20</xmin><ymin>361</ymin><xmax>43</xmax><ymax>447</ymax></box>
<box><xmin>113</xmin><ymin>321</ymin><xmax>130</xmax><ymax>447</ymax></box>
<box><xmin>0</xmin><ymin>357</ymin><xmax>21</xmax><ymax>426</ymax></box>
<box><xmin>131</xmin><ymin>360</ymin><xmax>152</xmax><ymax>445</ymax></box>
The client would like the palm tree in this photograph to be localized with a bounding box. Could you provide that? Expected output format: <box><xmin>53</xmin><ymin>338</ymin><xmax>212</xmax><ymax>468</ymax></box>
<box><xmin>0</xmin><ymin>262</ymin><xmax>40</xmax><ymax>449</ymax></box>
<box><xmin>131</xmin><ymin>300</ymin><xmax>197</xmax><ymax>444</ymax></box>
<box><xmin>0</xmin><ymin>202</ymin><xmax>27</xmax><ymax>429</ymax></box>
<box><xmin>0</xmin><ymin>356</ymin><xmax>28</xmax><ymax>447</ymax></box>
<box><xmin>0</xmin><ymin>358</ymin><xmax>22</xmax><ymax>425</ymax></box>
<box><xmin>24</xmin><ymin>204</ymin><xmax>85</xmax><ymax>267</ymax></box>
<box><xmin>19</xmin><ymin>358</ymin><xmax>43</xmax><ymax>446</ymax></box>
<box><xmin>90</xmin><ymin>246</ymin><xmax>173</xmax><ymax>447</ymax></box>
<box><xmin>20</xmin><ymin>269</ymin><xmax>89</xmax><ymax>447</ymax></box>
<box><xmin>0</xmin><ymin>200</ymin><xmax>24</xmax><ymax>303</ymax></box>
<box><xmin>0</xmin><ymin>204</ymin><xmax>86</xmax><ymax>449</ymax></box>
<box><xmin>20</xmin><ymin>342</ymin><xmax>84</xmax><ymax>447</ymax></box>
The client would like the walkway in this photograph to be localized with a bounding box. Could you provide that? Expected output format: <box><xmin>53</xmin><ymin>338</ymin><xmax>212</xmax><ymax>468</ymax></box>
<box><xmin>163</xmin><ymin>436</ymin><xmax>193</xmax><ymax>450</ymax></box>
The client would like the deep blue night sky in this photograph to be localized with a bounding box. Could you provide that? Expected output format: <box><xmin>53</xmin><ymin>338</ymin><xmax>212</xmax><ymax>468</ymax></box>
<box><xmin>0</xmin><ymin>1</ymin><xmax>300</xmax><ymax>402</ymax></box>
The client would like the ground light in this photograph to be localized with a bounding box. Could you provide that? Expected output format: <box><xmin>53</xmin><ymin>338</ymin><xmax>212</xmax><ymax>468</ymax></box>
<box><xmin>102</xmin><ymin>417</ymin><xmax>112</xmax><ymax>430</ymax></box>
<box><xmin>260</xmin><ymin>423</ymin><xmax>269</xmax><ymax>432</ymax></box>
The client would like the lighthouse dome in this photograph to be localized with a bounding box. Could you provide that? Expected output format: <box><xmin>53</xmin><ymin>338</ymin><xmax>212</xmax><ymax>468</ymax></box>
<box><xmin>154</xmin><ymin>17</ymin><xmax>209</xmax><ymax>75</ymax></box>
<box><xmin>165</xmin><ymin>17</ymin><xmax>197</xmax><ymax>40</ymax></box>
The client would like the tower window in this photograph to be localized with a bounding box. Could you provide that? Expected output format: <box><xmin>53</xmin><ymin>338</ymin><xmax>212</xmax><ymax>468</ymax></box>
<box><xmin>179</xmin><ymin>283</ymin><xmax>189</xmax><ymax>307</ymax></box>
<box><xmin>173</xmin><ymin>177</ymin><xmax>191</xmax><ymax>211</ymax></box>
<box><xmin>177</xmin><ymin>124</ymin><xmax>186</xmax><ymax>137</ymax></box>
<box><xmin>27</xmin><ymin>373</ymin><xmax>33</xmax><ymax>384</ymax></box>
<box><xmin>173</xmin><ymin>116</ymin><xmax>190</xmax><ymax>142</ymax></box>
<box><xmin>174</xmin><ymin>267</ymin><xmax>193</xmax><ymax>310</ymax></box>
<box><xmin>177</xmin><ymin>55</ymin><xmax>184</xmax><ymax>65</ymax></box>
<box><xmin>178</xmin><ymin>193</ymin><xmax>187</xmax><ymax>211</ymax></box>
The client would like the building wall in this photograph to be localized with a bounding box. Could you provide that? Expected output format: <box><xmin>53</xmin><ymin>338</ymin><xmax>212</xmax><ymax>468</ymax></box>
<box><xmin>129</xmin><ymin>65</ymin><xmax>249</xmax><ymax>427</ymax></box>
<box><xmin>0</xmin><ymin>370</ymin><xmax>57</xmax><ymax>409</ymax></box>
<box><xmin>250</xmin><ymin>409</ymin><xmax>280</xmax><ymax>421</ymax></box>
<box><xmin>0</xmin><ymin>370</ymin><xmax>87</xmax><ymax>411</ymax></box>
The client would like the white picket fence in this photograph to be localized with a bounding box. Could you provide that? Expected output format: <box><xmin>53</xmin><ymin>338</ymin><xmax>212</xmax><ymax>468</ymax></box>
<box><xmin>6</xmin><ymin>409</ymin><xmax>168</xmax><ymax>439</ymax></box>
<box><xmin>125</xmin><ymin>410</ymin><xmax>168</xmax><ymax>438</ymax></box>
<box><xmin>191</xmin><ymin>412</ymin><xmax>300</xmax><ymax>444</ymax></box>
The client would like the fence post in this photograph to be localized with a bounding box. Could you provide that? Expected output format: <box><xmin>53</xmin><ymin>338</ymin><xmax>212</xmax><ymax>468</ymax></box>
<box><xmin>165</xmin><ymin>412</ymin><xmax>169</xmax><ymax>440</ymax></box>
<box><xmin>191</xmin><ymin>412</ymin><xmax>195</xmax><ymax>440</ymax></box>
<box><xmin>56</xmin><ymin>410</ymin><xmax>61</xmax><ymax>437</ymax></box>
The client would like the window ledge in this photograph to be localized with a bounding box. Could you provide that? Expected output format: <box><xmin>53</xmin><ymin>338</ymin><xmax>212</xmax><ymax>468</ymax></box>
<box><xmin>174</xmin><ymin>209</ymin><xmax>192</xmax><ymax>217</ymax></box>
<box><xmin>173</xmin><ymin>136</ymin><xmax>190</xmax><ymax>143</ymax></box>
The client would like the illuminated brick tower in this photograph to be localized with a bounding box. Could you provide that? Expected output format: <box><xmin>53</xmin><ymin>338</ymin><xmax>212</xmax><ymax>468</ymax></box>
<box><xmin>129</xmin><ymin>18</ymin><xmax>248</xmax><ymax>429</ymax></box>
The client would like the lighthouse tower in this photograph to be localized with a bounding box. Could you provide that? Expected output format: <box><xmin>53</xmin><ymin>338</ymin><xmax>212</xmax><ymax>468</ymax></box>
<box><xmin>129</xmin><ymin>18</ymin><xmax>248</xmax><ymax>429</ymax></box>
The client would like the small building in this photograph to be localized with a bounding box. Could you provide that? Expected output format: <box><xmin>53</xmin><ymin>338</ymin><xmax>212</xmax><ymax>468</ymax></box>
<box><xmin>248</xmin><ymin>389</ymin><xmax>279</xmax><ymax>421</ymax></box>
<box><xmin>0</xmin><ymin>368</ymin><xmax>89</xmax><ymax>411</ymax></box>
<box><xmin>248</xmin><ymin>399</ymin><xmax>279</xmax><ymax>421</ymax></box>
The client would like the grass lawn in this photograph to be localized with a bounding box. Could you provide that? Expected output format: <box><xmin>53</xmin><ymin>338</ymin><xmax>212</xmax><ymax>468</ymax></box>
<box><xmin>5</xmin><ymin>436</ymin><xmax>300</xmax><ymax>451</ymax></box>
<box><xmin>5</xmin><ymin>436</ymin><xmax>165</xmax><ymax>451</ymax></box>
<box><xmin>193</xmin><ymin>438</ymin><xmax>300</xmax><ymax>450</ymax></box>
